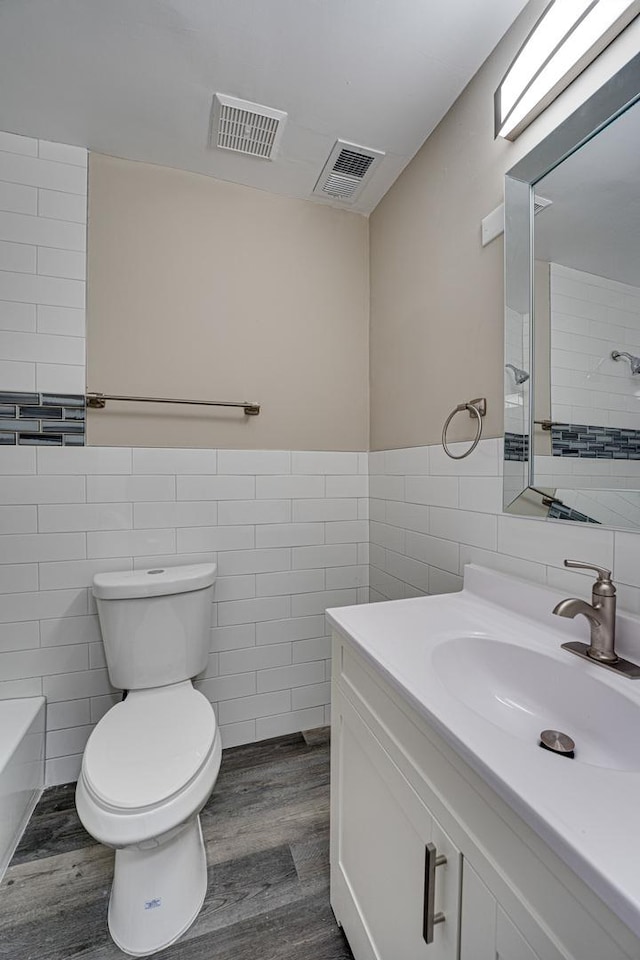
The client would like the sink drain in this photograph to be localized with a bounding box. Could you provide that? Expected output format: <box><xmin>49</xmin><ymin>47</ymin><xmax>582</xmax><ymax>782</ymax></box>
<box><xmin>539</xmin><ymin>729</ymin><xmax>575</xmax><ymax>759</ymax></box>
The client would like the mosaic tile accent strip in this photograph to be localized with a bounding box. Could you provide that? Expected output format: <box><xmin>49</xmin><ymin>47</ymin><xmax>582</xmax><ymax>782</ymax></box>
<box><xmin>504</xmin><ymin>432</ymin><xmax>529</xmax><ymax>461</ymax></box>
<box><xmin>547</xmin><ymin>501</ymin><xmax>600</xmax><ymax>524</ymax></box>
<box><xmin>0</xmin><ymin>391</ymin><xmax>85</xmax><ymax>446</ymax></box>
<box><xmin>551</xmin><ymin>423</ymin><xmax>640</xmax><ymax>459</ymax></box>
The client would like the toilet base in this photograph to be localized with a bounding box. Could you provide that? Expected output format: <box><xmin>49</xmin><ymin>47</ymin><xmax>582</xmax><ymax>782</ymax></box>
<box><xmin>108</xmin><ymin>815</ymin><xmax>208</xmax><ymax>957</ymax></box>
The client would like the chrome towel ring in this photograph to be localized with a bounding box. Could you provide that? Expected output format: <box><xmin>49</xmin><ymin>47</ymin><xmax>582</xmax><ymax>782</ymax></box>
<box><xmin>441</xmin><ymin>398</ymin><xmax>487</xmax><ymax>460</ymax></box>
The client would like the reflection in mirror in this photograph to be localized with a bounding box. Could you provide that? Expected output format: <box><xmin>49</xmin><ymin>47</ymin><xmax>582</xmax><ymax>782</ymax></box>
<box><xmin>534</xmin><ymin>102</ymin><xmax>640</xmax><ymax>511</ymax></box>
<box><xmin>503</xmin><ymin>54</ymin><xmax>640</xmax><ymax>530</ymax></box>
<box><xmin>504</xmin><ymin>175</ymin><xmax>532</xmax><ymax>512</ymax></box>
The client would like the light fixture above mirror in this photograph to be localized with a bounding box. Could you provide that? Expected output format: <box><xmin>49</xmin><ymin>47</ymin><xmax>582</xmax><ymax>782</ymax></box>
<box><xmin>495</xmin><ymin>0</ymin><xmax>640</xmax><ymax>140</ymax></box>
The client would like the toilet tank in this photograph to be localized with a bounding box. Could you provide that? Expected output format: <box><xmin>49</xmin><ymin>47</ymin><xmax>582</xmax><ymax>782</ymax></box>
<box><xmin>92</xmin><ymin>564</ymin><xmax>216</xmax><ymax>690</ymax></box>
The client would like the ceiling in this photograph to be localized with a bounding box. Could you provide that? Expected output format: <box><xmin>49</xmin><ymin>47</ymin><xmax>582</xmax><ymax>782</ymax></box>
<box><xmin>0</xmin><ymin>0</ymin><xmax>529</xmax><ymax>215</ymax></box>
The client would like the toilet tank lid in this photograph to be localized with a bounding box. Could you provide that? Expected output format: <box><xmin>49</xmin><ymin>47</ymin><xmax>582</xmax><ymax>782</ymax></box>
<box><xmin>92</xmin><ymin>563</ymin><xmax>217</xmax><ymax>600</ymax></box>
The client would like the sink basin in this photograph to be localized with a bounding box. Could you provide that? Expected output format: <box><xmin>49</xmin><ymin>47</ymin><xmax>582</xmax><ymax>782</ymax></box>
<box><xmin>432</xmin><ymin>637</ymin><xmax>640</xmax><ymax>771</ymax></box>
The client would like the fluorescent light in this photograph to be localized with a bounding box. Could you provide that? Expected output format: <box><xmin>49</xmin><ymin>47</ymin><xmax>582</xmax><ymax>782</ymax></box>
<box><xmin>496</xmin><ymin>0</ymin><xmax>640</xmax><ymax>140</ymax></box>
<box><xmin>500</xmin><ymin>0</ymin><xmax>592</xmax><ymax>119</ymax></box>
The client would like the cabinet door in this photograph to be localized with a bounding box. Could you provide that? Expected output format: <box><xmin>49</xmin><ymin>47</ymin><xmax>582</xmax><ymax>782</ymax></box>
<box><xmin>334</xmin><ymin>698</ymin><xmax>460</xmax><ymax>960</ymax></box>
<box><xmin>461</xmin><ymin>861</ymin><xmax>543</xmax><ymax>960</ymax></box>
<box><xmin>460</xmin><ymin>861</ymin><xmax>497</xmax><ymax>960</ymax></box>
<box><xmin>497</xmin><ymin>909</ymin><xmax>542</xmax><ymax>960</ymax></box>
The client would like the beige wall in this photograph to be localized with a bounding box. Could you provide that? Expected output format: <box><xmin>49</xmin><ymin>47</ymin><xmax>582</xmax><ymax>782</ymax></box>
<box><xmin>87</xmin><ymin>154</ymin><xmax>369</xmax><ymax>449</ymax></box>
<box><xmin>369</xmin><ymin>1</ymin><xmax>640</xmax><ymax>450</ymax></box>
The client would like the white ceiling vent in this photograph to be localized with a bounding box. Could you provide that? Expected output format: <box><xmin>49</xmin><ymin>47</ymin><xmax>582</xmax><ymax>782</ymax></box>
<box><xmin>534</xmin><ymin>195</ymin><xmax>553</xmax><ymax>215</ymax></box>
<box><xmin>313</xmin><ymin>140</ymin><xmax>385</xmax><ymax>202</ymax></box>
<box><xmin>211</xmin><ymin>93</ymin><xmax>287</xmax><ymax>160</ymax></box>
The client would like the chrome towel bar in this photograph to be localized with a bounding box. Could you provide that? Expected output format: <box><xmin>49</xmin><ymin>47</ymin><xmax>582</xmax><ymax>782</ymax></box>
<box><xmin>86</xmin><ymin>393</ymin><xmax>260</xmax><ymax>416</ymax></box>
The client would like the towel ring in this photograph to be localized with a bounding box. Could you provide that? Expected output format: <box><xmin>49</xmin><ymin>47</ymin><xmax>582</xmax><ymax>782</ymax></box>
<box><xmin>441</xmin><ymin>398</ymin><xmax>487</xmax><ymax>460</ymax></box>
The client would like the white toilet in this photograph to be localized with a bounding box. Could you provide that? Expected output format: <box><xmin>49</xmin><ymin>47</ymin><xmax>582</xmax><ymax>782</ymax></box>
<box><xmin>75</xmin><ymin>563</ymin><xmax>221</xmax><ymax>957</ymax></box>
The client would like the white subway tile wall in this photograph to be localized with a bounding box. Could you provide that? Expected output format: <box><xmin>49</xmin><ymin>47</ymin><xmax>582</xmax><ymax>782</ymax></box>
<box><xmin>527</xmin><ymin>265</ymin><xmax>640</xmax><ymax>507</ymax></box>
<box><xmin>0</xmin><ymin>443</ymin><xmax>368</xmax><ymax>784</ymax></box>
<box><xmin>369</xmin><ymin>438</ymin><xmax>640</xmax><ymax>618</ymax></box>
<box><xmin>535</xmin><ymin>452</ymin><xmax>640</xmax><ymax>491</ymax></box>
<box><xmin>550</xmin><ymin>264</ymin><xmax>640</xmax><ymax>431</ymax></box>
<box><xmin>0</xmin><ymin>133</ymin><xmax>86</xmax><ymax>392</ymax></box>
<box><xmin>552</xmin><ymin>489</ymin><xmax>640</xmax><ymax>529</ymax></box>
<box><xmin>0</xmin><ymin>132</ymin><xmax>370</xmax><ymax>786</ymax></box>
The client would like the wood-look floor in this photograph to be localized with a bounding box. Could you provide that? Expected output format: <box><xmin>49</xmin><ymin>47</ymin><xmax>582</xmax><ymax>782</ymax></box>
<box><xmin>0</xmin><ymin>727</ymin><xmax>353</xmax><ymax>960</ymax></box>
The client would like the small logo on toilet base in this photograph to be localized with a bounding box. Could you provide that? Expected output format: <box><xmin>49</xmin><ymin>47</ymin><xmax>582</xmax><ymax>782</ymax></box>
<box><xmin>144</xmin><ymin>898</ymin><xmax>162</xmax><ymax>910</ymax></box>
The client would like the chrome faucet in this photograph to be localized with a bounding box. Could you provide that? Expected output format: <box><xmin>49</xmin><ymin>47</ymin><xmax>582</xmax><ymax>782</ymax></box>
<box><xmin>553</xmin><ymin>560</ymin><xmax>640</xmax><ymax>678</ymax></box>
<box><xmin>553</xmin><ymin>560</ymin><xmax>617</xmax><ymax>662</ymax></box>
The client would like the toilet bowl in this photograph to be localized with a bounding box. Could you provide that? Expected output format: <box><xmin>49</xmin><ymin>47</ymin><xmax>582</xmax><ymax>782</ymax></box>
<box><xmin>75</xmin><ymin>564</ymin><xmax>219</xmax><ymax>957</ymax></box>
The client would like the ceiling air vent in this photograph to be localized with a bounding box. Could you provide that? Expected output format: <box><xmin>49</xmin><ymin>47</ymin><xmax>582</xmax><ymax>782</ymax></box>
<box><xmin>313</xmin><ymin>140</ymin><xmax>385</xmax><ymax>202</ymax></box>
<box><xmin>211</xmin><ymin>93</ymin><xmax>287</xmax><ymax>160</ymax></box>
<box><xmin>534</xmin><ymin>195</ymin><xmax>552</xmax><ymax>215</ymax></box>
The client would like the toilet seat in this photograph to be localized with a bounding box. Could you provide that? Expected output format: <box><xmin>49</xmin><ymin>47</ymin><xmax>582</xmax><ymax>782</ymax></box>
<box><xmin>83</xmin><ymin>683</ymin><xmax>216</xmax><ymax>811</ymax></box>
<box><xmin>76</xmin><ymin>683</ymin><xmax>222</xmax><ymax>847</ymax></box>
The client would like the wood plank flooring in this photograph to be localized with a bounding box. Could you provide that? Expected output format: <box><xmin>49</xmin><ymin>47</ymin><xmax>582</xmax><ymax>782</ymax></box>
<box><xmin>0</xmin><ymin>727</ymin><xmax>353</xmax><ymax>960</ymax></box>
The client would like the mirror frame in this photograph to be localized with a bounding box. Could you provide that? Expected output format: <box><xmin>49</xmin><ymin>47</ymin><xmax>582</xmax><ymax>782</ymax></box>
<box><xmin>503</xmin><ymin>51</ymin><xmax>640</xmax><ymax>519</ymax></box>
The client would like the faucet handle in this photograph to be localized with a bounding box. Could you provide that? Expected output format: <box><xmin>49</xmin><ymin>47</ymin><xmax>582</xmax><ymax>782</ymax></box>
<box><xmin>563</xmin><ymin>560</ymin><xmax>615</xmax><ymax>596</ymax></box>
<box><xmin>563</xmin><ymin>559</ymin><xmax>612</xmax><ymax>580</ymax></box>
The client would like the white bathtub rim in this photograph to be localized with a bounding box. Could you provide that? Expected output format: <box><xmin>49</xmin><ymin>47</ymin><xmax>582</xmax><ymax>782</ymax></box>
<box><xmin>0</xmin><ymin>784</ymin><xmax>42</xmax><ymax>882</ymax></box>
<box><xmin>0</xmin><ymin>696</ymin><xmax>46</xmax><ymax>767</ymax></box>
<box><xmin>0</xmin><ymin>696</ymin><xmax>46</xmax><ymax>884</ymax></box>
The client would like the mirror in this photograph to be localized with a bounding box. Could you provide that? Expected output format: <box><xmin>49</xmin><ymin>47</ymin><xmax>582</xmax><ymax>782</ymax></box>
<box><xmin>504</xmin><ymin>53</ymin><xmax>640</xmax><ymax>529</ymax></box>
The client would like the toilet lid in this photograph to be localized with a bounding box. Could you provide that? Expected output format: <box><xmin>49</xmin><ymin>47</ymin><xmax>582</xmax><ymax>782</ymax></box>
<box><xmin>82</xmin><ymin>685</ymin><xmax>217</xmax><ymax>810</ymax></box>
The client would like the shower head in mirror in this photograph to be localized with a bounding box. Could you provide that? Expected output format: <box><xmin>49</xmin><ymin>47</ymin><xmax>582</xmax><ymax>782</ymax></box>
<box><xmin>611</xmin><ymin>350</ymin><xmax>640</xmax><ymax>375</ymax></box>
<box><xmin>505</xmin><ymin>363</ymin><xmax>530</xmax><ymax>384</ymax></box>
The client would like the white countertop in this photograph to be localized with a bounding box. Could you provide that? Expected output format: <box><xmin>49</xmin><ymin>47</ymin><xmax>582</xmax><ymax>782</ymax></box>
<box><xmin>327</xmin><ymin>564</ymin><xmax>640</xmax><ymax>938</ymax></box>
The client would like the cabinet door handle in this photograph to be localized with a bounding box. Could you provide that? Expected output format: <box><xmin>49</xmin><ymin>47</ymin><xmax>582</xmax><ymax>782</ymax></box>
<box><xmin>423</xmin><ymin>841</ymin><xmax>447</xmax><ymax>945</ymax></box>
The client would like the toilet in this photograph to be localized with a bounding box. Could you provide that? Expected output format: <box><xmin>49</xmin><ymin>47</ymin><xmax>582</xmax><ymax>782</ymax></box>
<box><xmin>75</xmin><ymin>563</ymin><xmax>221</xmax><ymax>957</ymax></box>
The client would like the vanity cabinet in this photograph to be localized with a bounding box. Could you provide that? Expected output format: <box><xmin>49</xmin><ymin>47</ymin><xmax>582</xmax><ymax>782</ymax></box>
<box><xmin>330</xmin><ymin>633</ymin><xmax>639</xmax><ymax>960</ymax></box>
<box><xmin>336</xmin><ymin>687</ymin><xmax>460</xmax><ymax>960</ymax></box>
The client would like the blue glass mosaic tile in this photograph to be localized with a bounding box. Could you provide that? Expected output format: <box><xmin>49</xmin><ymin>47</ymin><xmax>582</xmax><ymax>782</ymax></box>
<box><xmin>0</xmin><ymin>390</ymin><xmax>85</xmax><ymax>445</ymax></box>
<box><xmin>0</xmin><ymin>419</ymin><xmax>39</xmax><ymax>432</ymax></box>
<box><xmin>551</xmin><ymin>422</ymin><xmax>640</xmax><ymax>459</ymax></box>
<box><xmin>504</xmin><ymin>432</ymin><xmax>529</xmax><ymax>461</ymax></box>
<box><xmin>0</xmin><ymin>392</ymin><xmax>39</xmax><ymax>404</ymax></box>
<box><xmin>42</xmin><ymin>394</ymin><xmax>84</xmax><ymax>407</ymax></box>
<box><xmin>548</xmin><ymin>502</ymin><xmax>600</xmax><ymax>524</ymax></box>
<box><xmin>19</xmin><ymin>406</ymin><xmax>63</xmax><ymax>419</ymax></box>
<box><xmin>18</xmin><ymin>433</ymin><xmax>64</xmax><ymax>445</ymax></box>
<box><xmin>42</xmin><ymin>420</ymin><xmax>84</xmax><ymax>434</ymax></box>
